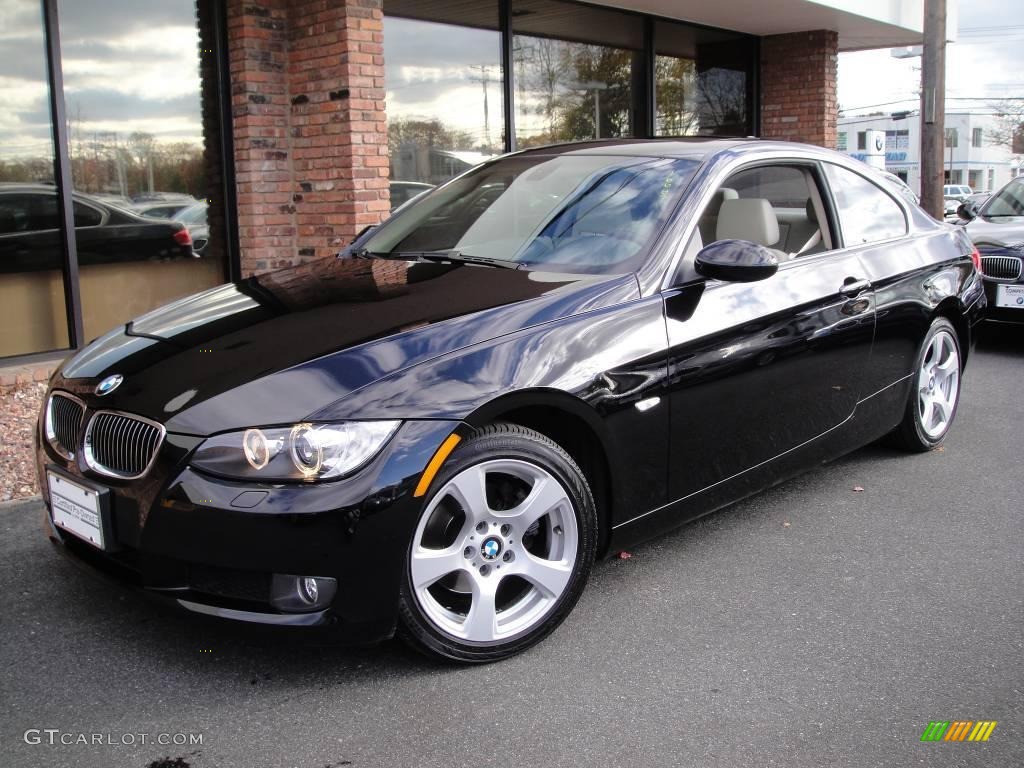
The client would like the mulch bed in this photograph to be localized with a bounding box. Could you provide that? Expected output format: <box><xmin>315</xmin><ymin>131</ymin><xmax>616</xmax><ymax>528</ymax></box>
<box><xmin>0</xmin><ymin>382</ymin><xmax>46</xmax><ymax>502</ymax></box>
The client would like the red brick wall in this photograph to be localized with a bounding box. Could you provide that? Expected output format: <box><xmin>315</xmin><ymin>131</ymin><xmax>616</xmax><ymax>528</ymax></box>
<box><xmin>760</xmin><ymin>30</ymin><xmax>838</xmax><ymax>149</ymax></box>
<box><xmin>227</xmin><ymin>0</ymin><xmax>387</xmax><ymax>275</ymax></box>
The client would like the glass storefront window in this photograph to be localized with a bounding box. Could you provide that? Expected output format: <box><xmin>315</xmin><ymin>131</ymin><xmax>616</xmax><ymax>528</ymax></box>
<box><xmin>57</xmin><ymin>0</ymin><xmax>223</xmax><ymax>342</ymax></box>
<box><xmin>512</xmin><ymin>0</ymin><xmax>643</xmax><ymax>147</ymax></box>
<box><xmin>0</xmin><ymin>0</ymin><xmax>68</xmax><ymax>357</ymax></box>
<box><xmin>655</xmin><ymin>20</ymin><xmax>754</xmax><ymax>137</ymax></box>
<box><xmin>384</xmin><ymin>1</ymin><xmax>504</xmax><ymax>200</ymax></box>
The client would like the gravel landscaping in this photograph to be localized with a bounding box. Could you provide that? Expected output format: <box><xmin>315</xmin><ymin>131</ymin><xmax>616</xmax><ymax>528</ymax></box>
<box><xmin>0</xmin><ymin>381</ymin><xmax>46</xmax><ymax>502</ymax></box>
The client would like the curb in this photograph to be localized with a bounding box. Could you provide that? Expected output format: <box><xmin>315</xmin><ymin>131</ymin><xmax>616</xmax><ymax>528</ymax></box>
<box><xmin>0</xmin><ymin>495</ymin><xmax>42</xmax><ymax>510</ymax></box>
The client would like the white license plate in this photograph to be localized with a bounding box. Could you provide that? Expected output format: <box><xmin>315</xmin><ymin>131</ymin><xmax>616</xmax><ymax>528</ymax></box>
<box><xmin>996</xmin><ymin>283</ymin><xmax>1024</xmax><ymax>309</ymax></box>
<box><xmin>47</xmin><ymin>471</ymin><xmax>105</xmax><ymax>549</ymax></box>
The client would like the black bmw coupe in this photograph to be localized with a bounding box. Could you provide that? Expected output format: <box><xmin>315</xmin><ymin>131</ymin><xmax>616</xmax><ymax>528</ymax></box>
<box><xmin>37</xmin><ymin>139</ymin><xmax>985</xmax><ymax>662</ymax></box>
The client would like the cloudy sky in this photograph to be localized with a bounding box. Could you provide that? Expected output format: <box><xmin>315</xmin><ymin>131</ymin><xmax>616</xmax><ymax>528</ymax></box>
<box><xmin>384</xmin><ymin>16</ymin><xmax>505</xmax><ymax>149</ymax></box>
<box><xmin>838</xmin><ymin>0</ymin><xmax>1024</xmax><ymax>116</ymax></box>
<box><xmin>0</xmin><ymin>0</ymin><xmax>201</xmax><ymax>161</ymax></box>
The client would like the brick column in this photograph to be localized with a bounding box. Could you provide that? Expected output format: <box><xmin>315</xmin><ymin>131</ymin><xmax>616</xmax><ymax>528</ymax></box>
<box><xmin>226</xmin><ymin>0</ymin><xmax>387</xmax><ymax>276</ymax></box>
<box><xmin>760</xmin><ymin>30</ymin><xmax>838</xmax><ymax>149</ymax></box>
<box><xmin>196</xmin><ymin>0</ymin><xmax>228</xmax><ymax>275</ymax></box>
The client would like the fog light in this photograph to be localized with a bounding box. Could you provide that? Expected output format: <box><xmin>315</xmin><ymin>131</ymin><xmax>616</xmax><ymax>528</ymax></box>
<box><xmin>270</xmin><ymin>574</ymin><xmax>337</xmax><ymax>613</ymax></box>
<box><xmin>300</xmin><ymin>577</ymin><xmax>319</xmax><ymax>604</ymax></box>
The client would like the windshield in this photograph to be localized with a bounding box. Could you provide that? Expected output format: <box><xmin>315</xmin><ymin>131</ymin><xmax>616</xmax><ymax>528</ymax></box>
<box><xmin>362</xmin><ymin>153</ymin><xmax>699</xmax><ymax>274</ymax></box>
<box><xmin>981</xmin><ymin>177</ymin><xmax>1024</xmax><ymax>218</ymax></box>
<box><xmin>178</xmin><ymin>204</ymin><xmax>207</xmax><ymax>226</ymax></box>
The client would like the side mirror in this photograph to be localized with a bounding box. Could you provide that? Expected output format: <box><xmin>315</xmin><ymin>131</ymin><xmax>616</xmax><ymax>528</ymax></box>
<box><xmin>957</xmin><ymin>202</ymin><xmax>977</xmax><ymax>222</ymax></box>
<box><xmin>695</xmin><ymin>239</ymin><xmax>779</xmax><ymax>283</ymax></box>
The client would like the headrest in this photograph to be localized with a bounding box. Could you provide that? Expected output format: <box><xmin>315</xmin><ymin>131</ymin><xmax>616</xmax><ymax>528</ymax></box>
<box><xmin>716</xmin><ymin>198</ymin><xmax>780</xmax><ymax>247</ymax></box>
<box><xmin>806</xmin><ymin>198</ymin><xmax>818</xmax><ymax>224</ymax></box>
<box><xmin>704</xmin><ymin>187</ymin><xmax>739</xmax><ymax>217</ymax></box>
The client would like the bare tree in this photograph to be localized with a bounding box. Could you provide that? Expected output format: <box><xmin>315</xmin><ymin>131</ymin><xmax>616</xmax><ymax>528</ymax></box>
<box><xmin>988</xmin><ymin>99</ymin><xmax>1024</xmax><ymax>154</ymax></box>
<box><xmin>695</xmin><ymin>68</ymin><xmax>748</xmax><ymax>135</ymax></box>
<box><xmin>655</xmin><ymin>57</ymin><xmax>700</xmax><ymax>135</ymax></box>
<box><xmin>514</xmin><ymin>36</ymin><xmax>576</xmax><ymax>138</ymax></box>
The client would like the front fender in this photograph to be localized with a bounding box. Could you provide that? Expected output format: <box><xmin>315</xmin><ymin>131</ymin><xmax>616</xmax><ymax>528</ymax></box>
<box><xmin>313</xmin><ymin>295</ymin><xmax>672</xmax><ymax>526</ymax></box>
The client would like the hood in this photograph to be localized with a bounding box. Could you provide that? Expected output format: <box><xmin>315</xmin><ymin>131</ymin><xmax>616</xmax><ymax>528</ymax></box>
<box><xmin>964</xmin><ymin>215</ymin><xmax>1024</xmax><ymax>247</ymax></box>
<box><xmin>59</xmin><ymin>255</ymin><xmax>638</xmax><ymax>434</ymax></box>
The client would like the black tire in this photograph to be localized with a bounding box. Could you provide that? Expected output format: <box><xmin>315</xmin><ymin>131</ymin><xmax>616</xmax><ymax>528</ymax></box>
<box><xmin>891</xmin><ymin>317</ymin><xmax>962</xmax><ymax>452</ymax></box>
<box><xmin>397</xmin><ymin>423</ymin><xmax>597</xmax><ymax>663</ymax></box>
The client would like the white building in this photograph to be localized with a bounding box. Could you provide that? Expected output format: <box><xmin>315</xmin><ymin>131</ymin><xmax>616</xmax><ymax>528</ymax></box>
<box><xmin>837</xmin><ymin>112</ymin><xmax>1021</xmax><ymax>195</ymax></box>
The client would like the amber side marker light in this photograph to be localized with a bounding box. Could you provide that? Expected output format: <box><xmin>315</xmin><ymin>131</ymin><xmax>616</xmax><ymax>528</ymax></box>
<box><xmin>414</xmin><ymin>433</ymin><xmax>462</xmax><ymax>497</ymax></box>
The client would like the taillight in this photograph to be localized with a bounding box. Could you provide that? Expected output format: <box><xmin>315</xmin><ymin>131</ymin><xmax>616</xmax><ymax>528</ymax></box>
<box><xmin>969</xmin><ymin>246</ymin><xmax>981</xmax><ymax>272</ymax></box>
<box><xmin>173</xmin><ymin>228</ymin><xmax>193</xmax><ymax>247</ymax></box>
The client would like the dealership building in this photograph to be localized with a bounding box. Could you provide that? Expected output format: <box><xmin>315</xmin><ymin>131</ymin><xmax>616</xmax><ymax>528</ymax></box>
<box><xmin>838</xmin><ymin>111</ymin><xmax>1022</xmax><ymax>195</ymax></box>
<box><xmin>1</xmin><ymin>0</ymin><xmax>926</xmax><ymax>363</ymax></box>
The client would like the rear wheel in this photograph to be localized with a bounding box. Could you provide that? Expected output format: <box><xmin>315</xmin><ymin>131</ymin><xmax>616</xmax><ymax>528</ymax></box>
<box><xmin>398</xmin><ymin>424</ymin><xmax>596</xmax><ymax>662</ymax></box>
<box><xmin>892</xmin><ymin>318</ymin><xmax>962</xmax><ymax>451</ymax></box>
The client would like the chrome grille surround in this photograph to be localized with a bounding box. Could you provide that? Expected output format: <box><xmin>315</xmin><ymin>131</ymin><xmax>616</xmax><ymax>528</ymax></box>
<box><xmin>979</xmin><ymin>254</ymin><xmax>1022</xmax><ymax>282</ymax></box>
<box><xmin>83</xmin><ymin>410</ymin><xmax>166</xmax><ymax>479</ymax></box>
<box><xmin>45</xmin><ymin>392</ymin><xmax>86</xmax><ymax>460</ymax></box>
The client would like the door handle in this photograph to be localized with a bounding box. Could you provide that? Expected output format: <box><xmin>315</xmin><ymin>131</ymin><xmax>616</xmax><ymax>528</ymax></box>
<box><xmin>839</xmin><ymin>277</ymin><xmax>870</xmax><ymax>297</ymax></box>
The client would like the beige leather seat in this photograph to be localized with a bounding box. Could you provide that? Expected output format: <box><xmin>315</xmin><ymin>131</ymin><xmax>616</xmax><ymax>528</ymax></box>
<box><xmin>715</xmin><ymin>198</ymin><xmax>789</xmax><ymax>262</ymax></box>
<box><xmin>697</xmin><ymin>187</ymin><xmax>739</xmax><ymax>244</ymax></box>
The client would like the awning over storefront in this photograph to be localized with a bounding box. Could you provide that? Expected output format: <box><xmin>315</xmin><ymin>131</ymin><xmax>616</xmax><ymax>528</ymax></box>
<box><xmin>599</xmin><ymin>0</ymin><xmax>927</xmax><ymax>51</ymax></box>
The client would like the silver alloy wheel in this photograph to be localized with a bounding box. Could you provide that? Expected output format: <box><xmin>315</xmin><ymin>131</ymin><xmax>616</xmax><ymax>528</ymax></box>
<box><xmin>409</xmin><ymin>458</ymin><xmax>579</xmax><ymax>644</ymax></box>
<box><xmin>917</xmin><ymin>329</ymin><xmax>960</xmax><ymax>439</ymax></box>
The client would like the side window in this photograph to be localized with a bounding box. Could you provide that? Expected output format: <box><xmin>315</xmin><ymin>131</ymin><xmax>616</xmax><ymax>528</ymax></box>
<box><xmin>824</xmin><ymin>164</ymin><xmax>907</xmax><ymax>246</ymax></box>
<box><xmin>26</xmin><ymin>193</ymin><xmax>60</xmax><ymax>231</ymax></box>
<box><xmin>0</xmin><ymin>195</ymin><xmax>31</xmax><ymax>234</ymax></box>
<box><xmin>695</xmin><ymin>164</ymin><xmax>832</xmax><ymax>258</ymax></box>
<box><xmin>73</xmin><ymin>201</ymin><xmax>103</xmax><ymax>228</ymax></box>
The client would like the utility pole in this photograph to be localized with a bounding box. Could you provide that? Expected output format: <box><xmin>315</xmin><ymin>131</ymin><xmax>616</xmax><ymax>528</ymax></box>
<box><xmin>469</xmin><ymin>65</ymin><xmax>492</xmax><ymax>149</ymax></box>
<box><xmin>919</xmin><ymin>0</ymin><xmax>946</xmax><ymax>218</ymax></box>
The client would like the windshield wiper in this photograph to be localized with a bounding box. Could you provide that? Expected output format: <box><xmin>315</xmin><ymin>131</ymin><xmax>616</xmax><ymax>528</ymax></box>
<box><xmin>355</xmin><ymin>249</ymin><xmax>520</xmax><ymax>269</ymax></box>
<box><xmin>417</xmin><ymin>251</ymin><xmax>519</xmax><ymax>269</ymax></box>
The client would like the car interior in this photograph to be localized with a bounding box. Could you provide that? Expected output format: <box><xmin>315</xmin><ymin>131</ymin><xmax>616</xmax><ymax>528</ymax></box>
<box><xmin>694</xmin><ymin>165</ymin><xmax>833</xmax><ymax>263</ymax></box>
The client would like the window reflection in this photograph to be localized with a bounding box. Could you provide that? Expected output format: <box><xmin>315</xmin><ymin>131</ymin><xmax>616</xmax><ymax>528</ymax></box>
<box><xmin>655</xmin><ymin>20</ymin><xmax>753</xmax><ymax>137</ymax></box>
<box><xmin>0</xmin><ymin>0</ymin><xmax>68</xmax><ymax>357</ymax></box>
<box><xmin>57</xmin><ymin>0</ymin><xmax>223</xmax><ymax>342</ymax></box>
<box><xmin>384</xmin><ymin>4</ymin><xmax>504</xmax><ymax>198</ymax></box>
<box><xmin>512</xmin><ymin>0</ymin><xmax>642</xmax><ymax>146</ymax></box>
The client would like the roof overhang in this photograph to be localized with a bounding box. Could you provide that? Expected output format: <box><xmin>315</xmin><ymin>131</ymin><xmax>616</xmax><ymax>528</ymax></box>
<box><xmin>594</xmin><ymin>0</ymin><xmax>927</xmax><ymax>51</ymax></box>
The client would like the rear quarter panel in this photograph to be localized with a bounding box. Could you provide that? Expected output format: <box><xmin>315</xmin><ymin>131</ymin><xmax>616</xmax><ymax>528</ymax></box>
<box><xmin>856</xmin><ymin>225</ymin><xmax>982</xmax><ymax>398</ymax></box>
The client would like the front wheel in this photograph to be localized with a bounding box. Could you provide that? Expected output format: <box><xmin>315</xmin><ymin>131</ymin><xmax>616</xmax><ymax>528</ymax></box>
<box><xmin>892</xmin><ymin>318</ymin><xmax>962</xmax><ymax>452</ymax></box>
<box><xmin>397</xmin><ymin>424</ymin><xmax>597</xmax><ymax>663</ymax></box>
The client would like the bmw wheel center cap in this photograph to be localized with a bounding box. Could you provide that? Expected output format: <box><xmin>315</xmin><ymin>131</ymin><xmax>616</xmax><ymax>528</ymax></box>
<box><xmin>95</xmin><ymin>374</ymin><xmax>123</xmax><ymax>396</ymax></box>
<box><xmin>481</xmin><ymin>537</ymin><xmax>502</xmax><ymax>560</ymax></box>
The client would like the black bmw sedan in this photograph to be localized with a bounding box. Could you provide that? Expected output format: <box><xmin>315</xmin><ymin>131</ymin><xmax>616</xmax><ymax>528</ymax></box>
<box><xmin>960</xmin><ymin>175</ymin><xmax>1024</xmax><ymax>324</ymax></box>
<box><xmin>36</xmin><ymin>139</ymin><xmax>985</xmax><ymax>662</ymax></box>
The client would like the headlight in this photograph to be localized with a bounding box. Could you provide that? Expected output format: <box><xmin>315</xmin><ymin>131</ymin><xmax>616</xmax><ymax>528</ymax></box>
<box><xmin>190</xmin><ymin>421</ymin><xmax>401</xmax><ymax>482</ymax></box>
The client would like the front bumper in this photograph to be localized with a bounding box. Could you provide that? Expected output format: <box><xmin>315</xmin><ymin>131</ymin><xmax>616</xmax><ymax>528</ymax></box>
<box><xmin>982</xmin><ymin>277</ymin><xmax>1024</xmax><ymax>324</ymax></box>
<box><xmin>37</xmin><ymin>417</ymin><xmax>464</xmax><ymax>641</ymax></box>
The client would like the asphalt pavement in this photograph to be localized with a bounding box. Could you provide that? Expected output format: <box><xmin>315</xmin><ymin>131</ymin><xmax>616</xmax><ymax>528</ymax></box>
<box><xmin>1</xmin><ymin>326</ymin><xmax>1021</xmax><ymax>768</ymax></box>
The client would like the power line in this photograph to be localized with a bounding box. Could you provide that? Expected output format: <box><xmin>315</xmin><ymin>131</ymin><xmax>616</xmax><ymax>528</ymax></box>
<box><xmin>841</xmin><ymin>95</ymin><xmax>1024</xmax><ymax>114</ymax></box>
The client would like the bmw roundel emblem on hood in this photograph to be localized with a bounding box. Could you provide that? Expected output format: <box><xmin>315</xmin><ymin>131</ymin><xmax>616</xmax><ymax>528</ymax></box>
<box><xmin>95</xmin><ymin>374</ymin><xmax>124</xmax><ymax>396</ymax></box>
